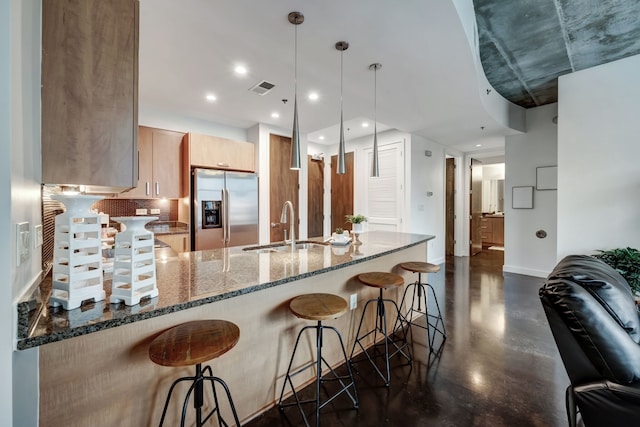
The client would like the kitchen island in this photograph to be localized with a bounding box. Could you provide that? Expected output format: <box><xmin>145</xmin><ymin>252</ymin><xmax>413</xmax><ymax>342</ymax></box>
<box><xmin>20</xmin><ymin>231</ymin><xmax>433</xmax><ymax>426</ymax></box>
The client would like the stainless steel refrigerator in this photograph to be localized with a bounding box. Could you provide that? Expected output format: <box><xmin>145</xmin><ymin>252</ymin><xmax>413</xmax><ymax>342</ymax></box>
<box><xmin>191</xmin><ymin>168</ymin><xmax>258</xmax><ymax>250</ymax></box>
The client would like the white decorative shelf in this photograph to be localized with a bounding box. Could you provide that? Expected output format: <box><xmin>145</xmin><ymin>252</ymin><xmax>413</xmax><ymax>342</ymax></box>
<box><xmin>50</xmin><ymin>194</ymin><xmax>105</xmax><ymax>310</ymax></box>
<box><xmin>110</xmin><ymin>216</ymin><xmax>159</xmax><ymax>306</ymax></box>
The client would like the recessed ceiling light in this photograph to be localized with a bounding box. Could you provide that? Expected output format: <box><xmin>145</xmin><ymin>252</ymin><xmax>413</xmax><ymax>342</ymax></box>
<box><xmin>234</xmin><ymin>65</ymin><xmax>247</xmax><ymax>75</ymax></box>
<box><xmin>308</xmin><ymin>92</ymin><xmax>319</xmax><ymax>101</ymax></box>
<box><xmin>271</xmin><ymin>112</ymin><xmax>280</xmax><ymax>118</ymax></box>
<box><xmin>206</xmin><ymin>94</ymin><xmax>217</xmax><ymax>102</ymax></box>
<box><xmin>362</xmin><ymin>122</ymin><xmax>369</xmax><ymax>128</ymax></box>
<box><xmin>319</xmin><ymin>136</ymin><xmax>325</xmax><ymax>140</ymax></box>
<box><xmin>475</xmin><ymin>144</ymin><xmax>482</xmax><ymax>147</ymax></box>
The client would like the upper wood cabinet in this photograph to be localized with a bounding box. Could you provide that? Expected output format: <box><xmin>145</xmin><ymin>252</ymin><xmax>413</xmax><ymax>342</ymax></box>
<box><xmin>41</xmin><ymin>0</ymin><xmax>139</xmax><ymax>189</ymax></box>
<box><xmin>183</xmin><ymin>133</ymin><xmax>255</xmax><ymax>172</ymax></box>
<box><xmin>121</xmin><ymin>126</ymin><xmax>184</xmax><ymax>199</ymax></box>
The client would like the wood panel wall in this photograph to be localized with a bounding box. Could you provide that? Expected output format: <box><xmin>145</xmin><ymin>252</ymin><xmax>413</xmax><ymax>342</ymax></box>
<box><xmin>39</xmin><ymin>244</ymin><xmax>427</xmax><ymax>426</ymax></box>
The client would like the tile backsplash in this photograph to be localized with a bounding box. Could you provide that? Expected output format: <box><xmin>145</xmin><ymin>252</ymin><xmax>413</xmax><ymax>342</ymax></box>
<box><xmin>42</xmin><ymin>185</ymin><xmax>179</xmax><ymax>272</ymax></box>
<box><xmin>93</xmin><ymin>199</ymin><xmax>178</xmax><ymax>223</ymax></box>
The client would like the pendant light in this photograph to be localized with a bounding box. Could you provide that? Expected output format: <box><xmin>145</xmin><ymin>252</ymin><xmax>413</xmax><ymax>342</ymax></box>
<box><xmin>370</xmin><ymin>63</ymin><xmax>382</xmax><ymax>177</ymax></box>
<box><xmin>336</xmin><ymin>41</ymin><xmax>349</xmax><ymax>175</ymax></box>
<box><xmin>288</xmin><ymin>12</ymin><xmax>304</xmax><ymax>170</ymax></box>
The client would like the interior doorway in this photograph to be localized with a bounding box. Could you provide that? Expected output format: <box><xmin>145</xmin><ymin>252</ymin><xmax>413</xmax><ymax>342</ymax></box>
<box><xmin>330</xmin><ymin>152</ymin><xmax>354</xmax><ymax>232</ymax></box>
<box><xmin>470</xmin><ymin>158</ymin><xmax>483</xmax><ymax>256</ymax></box>
<box><xmin>307</xmin><ymin>155</ymin><xmax>324</xmax><ymax>238</ymax></box>
<box><xmin>445</xmin><ymin>157</ymin><xmax>455</xmax><ymax>256</ymax></box>
<box><xmin>269</xmin><ymin>134</ymin><xmax>299</xmax><ymax>243</ymax></box>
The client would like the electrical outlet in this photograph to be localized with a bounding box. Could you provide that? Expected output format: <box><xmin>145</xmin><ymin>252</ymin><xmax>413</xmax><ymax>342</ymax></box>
<box><xmin>16</xmin><ymin>222</ymin><xmax>30</xmax><ymax>266</ymax></box>
<box><xmin>350</xmin><ymin>293</ymin><xmax>357</xmax><ymax>310</ymax></box>
<box><xmin>135</xmin><ymin>208</ymin><xmax>147</xmax><ymax>215</ymax></box>
<box><xmin>34</xmin><ymin>224</ymin><xmax>43</xmax><ymax>248</ymax></box>
<box><xmin>150</xmin><ymin>208</ymin><xmax>160</xmax><ymax>214</ymax></box>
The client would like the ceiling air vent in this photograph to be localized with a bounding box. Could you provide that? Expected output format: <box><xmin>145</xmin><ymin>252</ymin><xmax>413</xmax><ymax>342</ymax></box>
<box><xmin>249</xmin><ymin>80</ymin><xmax>275</xmax><ymax>96</ymax></box>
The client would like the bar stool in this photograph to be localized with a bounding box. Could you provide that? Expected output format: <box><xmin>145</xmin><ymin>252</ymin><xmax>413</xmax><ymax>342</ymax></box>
<box><xmin>349</xmin><ymin>272</ymin><xmax>412</xmax><ymax>387</ymax></box>
<box><xmin>278</xmin><ymin>293</ymin><xmax>358</xmax><ymax>427</ymax></box>
<box><xmin>398</xmin><ymin>262</ymin><xmax>447</xmax><ymax>354</ymax></box>
<box><xmin>149</xmin><ymin>320</ymin><xmax>241</xmax><ymax>427</ymax></box>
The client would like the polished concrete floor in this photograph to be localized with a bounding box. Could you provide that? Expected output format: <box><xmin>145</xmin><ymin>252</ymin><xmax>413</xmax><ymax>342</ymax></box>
<box><xmin>245</xmin><ymin>250</ymin><xmax>570</xmax><ymax>427</ymax></box>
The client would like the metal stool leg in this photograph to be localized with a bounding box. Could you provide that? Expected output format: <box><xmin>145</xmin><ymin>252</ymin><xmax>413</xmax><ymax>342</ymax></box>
<box><xmin>159</xmin><ymin>363</ymin><xmax>240</xmax><ymax>427</ymax></box>
<box><xmin>279</xmin><ymin>322</ymin><xmax>358</xmax><ymax>426</ymax></box>
<box><xmin>350</xmin><ymin>289</ymin><xmax>412</xmax><ymax>386</ymax></box>
<box><xmin>424</xmin><ymin>283</ymin><xmax>446</xmax><ymax>355</ymax></box>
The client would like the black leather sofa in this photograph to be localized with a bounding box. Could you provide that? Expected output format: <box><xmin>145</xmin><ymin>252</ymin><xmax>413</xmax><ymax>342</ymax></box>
<box><xmin>539</xmin><ymin>255</ymin><xmax>640</xmax><ymax>427</ymax></box>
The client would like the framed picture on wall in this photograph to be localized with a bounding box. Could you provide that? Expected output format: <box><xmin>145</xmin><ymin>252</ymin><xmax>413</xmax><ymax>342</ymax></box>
<box><xmin>512</xmin><ymin>186</ymin><xmax>534</xmax><ymax>209</ymax></box>
<box><xmin>536</xmin><ymin>166</ymin><xmax>557</xmax><ymax>190</ymax></box>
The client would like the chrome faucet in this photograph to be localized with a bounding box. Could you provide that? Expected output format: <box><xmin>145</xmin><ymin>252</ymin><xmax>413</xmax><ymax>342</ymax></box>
<box><xmin>280</xmin><ymin>200</ymin><xmax>296</xmax><ymax>245</ymax></box>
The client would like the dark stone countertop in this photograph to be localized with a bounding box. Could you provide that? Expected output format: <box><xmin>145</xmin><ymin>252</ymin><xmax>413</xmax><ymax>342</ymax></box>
<box><xmin>145</xmin><ymin>221</ymin><xmax>189</xmax><ymax>235</ymax></box>
<box><xmin>16</xmin><ymin>231</ymin><xmax>433</xmax><ymax>350</ymax></box>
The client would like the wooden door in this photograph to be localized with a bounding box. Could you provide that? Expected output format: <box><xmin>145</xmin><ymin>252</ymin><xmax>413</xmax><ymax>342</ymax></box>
<box><xmin>445</xmin><ymin>157</ymin><xmax>455</xmax><ymax>256</ymax></box>
<box><xmin>470</xmin><ymin>158</ymin><xmax>483</xmax><ymax>255</ymax></box>
<box><xmin>308</xmin><ymin>155</ymin><xmax>324</xmax><ymax>238</ymax></box>
<box><xmin>269</xmin><ymin>134</ymin><xmax>299</xmax><ymax>242</ymax></box>
<box><xmin>331</xmin><ymin>152</ymin><xmax>354</xmax><ymax>232</ymax></box>
<box><xmin>152</xmin><ymin>128</ymin><xmax>183</xmax><ymax>198</ymax></box>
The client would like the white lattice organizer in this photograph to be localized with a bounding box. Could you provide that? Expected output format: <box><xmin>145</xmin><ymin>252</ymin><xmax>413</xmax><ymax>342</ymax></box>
<box><xmin>50</xmin><ymin>194</ymin><xmax>105</xmax><ymax>310</ymax></box>
<box><xmin>111</xmin><ymin>216</ymin><xmax>159</xmax><ymax>306</ymax></box>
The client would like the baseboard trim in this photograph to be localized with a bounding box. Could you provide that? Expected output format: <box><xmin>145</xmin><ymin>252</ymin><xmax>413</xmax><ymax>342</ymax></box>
<box><xmin>502</xmin><ymin>265</ymin><xmax>549</xmax><ymax>278</ymax></box>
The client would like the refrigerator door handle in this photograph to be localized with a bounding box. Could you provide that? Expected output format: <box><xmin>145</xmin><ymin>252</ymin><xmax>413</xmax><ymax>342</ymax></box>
<box><xmin>225</xmin><ymin>187</ymin><xmax>231</xmax><ymax>244</ymax></box>
<box><xmin>221</xmin><ymin>188</ymin><xmax>228</xmax><ymax>243</ymax></box>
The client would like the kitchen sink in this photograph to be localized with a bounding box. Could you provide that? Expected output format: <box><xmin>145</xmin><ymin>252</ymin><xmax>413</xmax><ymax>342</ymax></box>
<box><xmin>242</xmin><ymin>241</ymin><xmax>328</xmax><ymax>253</ymax></box>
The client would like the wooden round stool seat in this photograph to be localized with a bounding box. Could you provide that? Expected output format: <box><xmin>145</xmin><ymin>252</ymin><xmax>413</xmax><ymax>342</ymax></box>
<box><xmin>290</xmin><ymin>293</ymin><xmax>348</xmax><ymax>321</ymax></box>
<box><xmin>400</xmin><ymin>261</ymin><xmax>440</xmax><ymax>274</ymax></box>
<box><xmin>149</xmin><ymin>320</ymin><xmax>240</xmax><ymax>367</ymax></box>
<box><xmin>358</xmin><ymin>272</ymin><xmax>404</xmax><ymax>289</ymax></box>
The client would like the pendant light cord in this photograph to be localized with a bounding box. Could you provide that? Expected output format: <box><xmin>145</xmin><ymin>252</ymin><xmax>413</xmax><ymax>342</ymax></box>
<box><xmin>294</xmin><ymin>24</ymin><xmax>298</xmax><ymax>99</ymax></box>
<box><xmin>374</xmin><ymin>65</ymin><xmax>377</xmax><ymax>135</ymax></box>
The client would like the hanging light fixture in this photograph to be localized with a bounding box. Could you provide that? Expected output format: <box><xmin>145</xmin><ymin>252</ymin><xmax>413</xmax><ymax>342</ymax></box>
<box><xmin>288</xmin><ymin>11</ymin><xmax>304</xmax><ymax>170</ymax></box>
<box><xmin>336</xmin><ymin>41</ymin><xmax>349</xmax><ymax>175</ymax></box>
<box><xmin>370</xmin><ymin>63</ymin><xmax>382</xmax><ymax>177</ymax></box>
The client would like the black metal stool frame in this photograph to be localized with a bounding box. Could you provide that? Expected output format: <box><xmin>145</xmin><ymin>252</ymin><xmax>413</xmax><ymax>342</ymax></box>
<box><xmin>278</xmin><ymin>320</ymin><xmax>359</xmax><ymax>427</ymax></box>
<box><xmin>395</xmin><ymin>271</ymin><xmax>447</xmax><ymax>355</ymax></box>
<box><xmin>158</xmin><ymin>362</ymin><xmax>241</xmax><ymax>427</ymax></box>
<box><xmin>349</xmin><ymin>288</ymin><xmax>413</xmax><ymax>387</ymax></box>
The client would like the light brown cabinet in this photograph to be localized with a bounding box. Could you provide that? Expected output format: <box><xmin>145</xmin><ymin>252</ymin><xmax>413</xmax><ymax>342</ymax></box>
<box><xmin>183</xmin><ymin>133</ymin><xmax>255</xmax><ymax>172</ymax></box>
<box><xmin>122</xmin><ymin>127</ymin><xmax>184</xmax><ymax>199</ymax></box>
<box><xmin>41</xmin><ymin>0</ymin><xmax>139</xmax><ymax>189</ymax></box>
<box><xmin>481</xmin><ymin>216</ymin><xmax>504</xmax><ymax>247</ymax></box>
<box><xmin>157</xmin><ymin>233</ymin><xmax>189</xmax><ymax>253</ymax></box>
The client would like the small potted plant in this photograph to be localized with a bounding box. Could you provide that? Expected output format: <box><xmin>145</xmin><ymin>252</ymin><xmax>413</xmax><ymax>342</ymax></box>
<box><xmin>593</xmin><ymin>247</ymin><xmax>640</xmax><ymax>302</ymax></box>
<box><xmin>332</xmin><ymin>227</ymin><xmax>350</xmax><ymax>244</ymax></box>
<box><xmin>345</xmin><ymin>214</ymin><xmax>367</xmax><ymax>234</ymax></box>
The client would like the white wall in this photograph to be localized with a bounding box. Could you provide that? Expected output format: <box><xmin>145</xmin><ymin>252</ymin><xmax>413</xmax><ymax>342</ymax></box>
<box><xmin>139</xmin><ymin>106</ymin><xmax>247</xmax><ymax>141</ymax></box>
<box><xmin>1</xmin><ymin>1</ymin><xmax>14</xmax><ymax>424</ymax></box>
<box><xmin>503</xmin><ymin>103</ymin><xmax>558</xmax><ymax>277</ymax></box>
<box><xmin>7</xmin><ymin>0</ymin><xmax>43</xmax><ymax>425</ymax></box>
<box><xmin>410</xmin><ymin>134</ymin><xmax>446</xmax><ymax>264</ymax></box>
<box><xmin>557</xmin><ymin>54</ymin><xmax>640</xmax><ymax>258</ymax></box>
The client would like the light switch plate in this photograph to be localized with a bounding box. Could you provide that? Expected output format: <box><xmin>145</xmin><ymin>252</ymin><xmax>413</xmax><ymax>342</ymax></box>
<box><xmin>136</xmin><ymin>208</ymin><xmax>147</xmax><ymax>215</ymax></box>
<box><xmin>34</xmin><ymin>224</ymin><xmax>43</xmax><ymax>248</ymax></box>
<box><xmin>150</xmin><ymin>208</ymin><xmax>160</xmax><ymax>214</ymax></box>
<box><xmin>16</xmin><ymin>222</ymin><xmax>30</xmax><ymax>266</ymax></box>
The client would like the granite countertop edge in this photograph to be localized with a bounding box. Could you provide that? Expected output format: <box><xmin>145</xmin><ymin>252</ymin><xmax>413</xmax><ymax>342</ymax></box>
<box><xmin>16</xmin><ymin>235</ymin><xmax>432</xmax><ymax>350</ymax></box>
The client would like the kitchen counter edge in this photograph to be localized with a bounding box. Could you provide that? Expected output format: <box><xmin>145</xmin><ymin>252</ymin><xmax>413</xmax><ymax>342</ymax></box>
<box><xmin>16</xmin><ymin>233</ymin><xmax>434</xmax><ymax>350</ymax></box>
